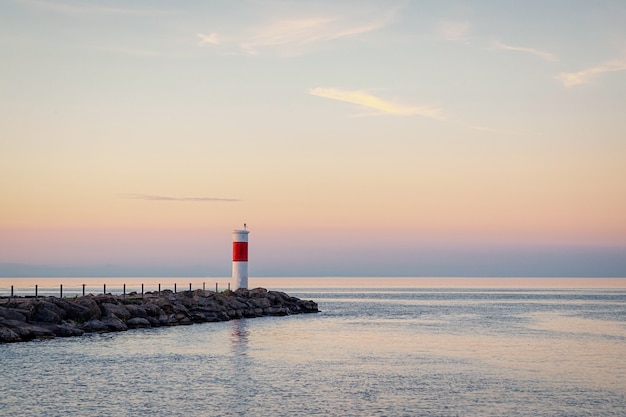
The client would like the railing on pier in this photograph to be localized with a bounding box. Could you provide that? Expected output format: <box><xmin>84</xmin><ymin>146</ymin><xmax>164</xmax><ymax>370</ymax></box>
<box><xmin>0</xmin><ymin>281</ymin><xmax>232</xmax><ymax>302</ymax></box>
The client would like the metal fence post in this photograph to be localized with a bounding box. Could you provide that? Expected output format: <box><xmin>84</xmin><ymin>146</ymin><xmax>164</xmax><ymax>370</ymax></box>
<box><xmin>203</xmin><ymin>282</ymin><xmax>205</xmax><ymax>291</ymax></box>
<box><xmin>60</xmin><ymin>284</ymin><xmax>63</xmax><ymax>298</ymax></box>
<box><xmin>174</xmin><ymin>283</ymin><xmax>177</xmax><ymax>293</ymax></box>
<box><xmin>82</xmin><ymin>284</ymin><xmax>85</xmax><ymax>296</ymax></box>
<box><xmin>216</xmin><ymin>282</ymin><xmax>218</xmax><ymax>292</ymax></box>
<box><xmin>158</xmin><ymin>283</ymin><xmax>161</xmax><ymax>295</ymax></box>
<box><xmin>104</xmin><ymin>284</ymin><xmax>106</xmax><ymax>295</ymax></box>
<box><xmin>35</xmin><ymin>284</ymin><xmax>38</xmax><ymax>300</ymax></box>
<box><xmin>189</xmin><ymin>283</ymin><xmax>192</xmax><ymax>291</ymax></box>
<box><xmin>141</xmin><ymin>283</ymin><xmax>144</xmax><ymax>297</ymax></box>
<box><xmin>123</xmin><ymin>284</ymin><xmax>126</xmax><ymax>299</ymax></box>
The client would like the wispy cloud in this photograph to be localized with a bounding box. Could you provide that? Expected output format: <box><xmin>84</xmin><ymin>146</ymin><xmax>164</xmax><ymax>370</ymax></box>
<box><xmin>197</xmin><ymin>6</ymin><xmax>398</xmax><ymax>56</ymax></box>
<box><xmin>556</xmin><ymin>55</ymin><xmax>626</xmax><ymax>87</ymax></box>
<box><xmin>309</xmin><ymin>87</ymin><xmax>520</xmax><ymax>133</ymax></box>
<box><xmin>438</xmin><ymin>20</ymin><xmax>470</xmax><ymax>43</ymax></box>
<box><xmin>492</xmin><ymin>40</ymin><xmax>557</xmax><ymax>62</ymax></box>
<box><xmin>309</xmin><ymin>87</ymin><xmax>445</xmax><ymax>120</ymax></box>
<box><xmin>120</xmin><ymin>194</ymin><xmax>240</xmax><ymax>202</ymax></box>
<box><xmin>197</xmin><ymin>33</ymin><xmax>219</xmax><ymax>46</ymax></box>
<box><xmin>13</xmin><ymin>0</ymin><xmax>179</xmax><ymax>17</ymax></box>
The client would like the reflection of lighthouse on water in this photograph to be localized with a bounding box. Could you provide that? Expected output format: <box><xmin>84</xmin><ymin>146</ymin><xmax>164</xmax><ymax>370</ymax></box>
<box><xmin>230</xmin><ymin>319</ymin><xmax>249</xmax><ymax>357</ymax></box>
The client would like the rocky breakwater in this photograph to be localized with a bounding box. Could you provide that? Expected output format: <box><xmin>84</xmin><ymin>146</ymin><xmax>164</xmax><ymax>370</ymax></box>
<box><xmin>0</xmin><ymin>288</ymin><xmax>319</xmax><ymax>343</ymax></box>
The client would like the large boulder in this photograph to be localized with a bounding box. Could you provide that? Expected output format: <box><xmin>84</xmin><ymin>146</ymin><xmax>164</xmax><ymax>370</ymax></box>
<box><xmin>249</xmin><ymin>297</ymin><xmax>271</xmax><ymax>308</ymax></box>
<box><xmin>267</xmin><ymin>291</ymin><xmax>292</xmax><ymax>307</ymax></box>
<box><xmin>82</xmin><ymin>319</ymin><xmax>108</xmax><ymax>332</ymax></box>
<box><xmin>189</xmin><ymin>308</ymin><xmax>220</xmax><ymax>323</ymax></box>
<box><xmin>159</xmin><ymin>314</ymin><xmax>179</xmax><ymax>326</ymax></box>
<box><xmin>101</xmin><ymin>317</ymin><xmax>128</xmax><ymax>332</ymax></box>
<box><xmin>248</xmin><ymin>287</ymin><xmax>268</xmax><ymax>298</ymax></box>
<box><xmin>101</xmin><ymin>303</ymin><xmax>131</xmax><ymax>321</ymax></box>
<box><xmin>146</xmin><ymin>317</ymin><xmax>160</xmax><ymax>327</ymax></box>
<box><xmin>125</xmin><ymin>304</ymin><xmax>148</xmax><ymax>319</ymax></box>
<box><xmin>172</xmin><ymin>302</ymin><xmax>189</xmax><ymax>315</ymax></box>
<box><xmin>51</xmin><ymin>298</ymin><xmax>93</xmax><ymax>322</ymax></box>
<box><xmin>75</xmin><ymin>297</ymin><xmax>101</xmax><ymax>320</ymax></box>
<box><xmin>0</xmin><ymin>306</ymin><xmax>26</xmax><ymax>322</ymax></box>
<box><xmin>264</xmin><ymin>306</ymin><xmax>290</xmax><ymax>316</ymax></box>
<box><xmin>153</xmin><ymin>298</ymin><xmax>174</xmax><ymax>315</ymax></box>
<box><xmin>298</xmin><ymin>299</ymin><xmax>319</xmax><ymax>313</ymax></box>
<box><xmin>142</xmin><ymin>302</ymin><xmax>163</xmax><ymax>318</ymax></box>
<box><xmin>33</xmin><ymin>322</ymin><xmax>84</xmax><ymax>337</ymax></box>
<box><xmin>0</xmin><ymin>326</ymin><xmax>22</xmax><ymax>342</ymax></box>
<box><xmin>127</xmin><ymin>317</ymin><xmax>150</xmax><ymax>328</ymax></box>
<box><xmin>32</xmin><ymin>301</ymin><xmax>65</xmax><ymax>323</ymax></box>
<box><xmin>0</xmin><ymin>319</ymin><xmax>55</xmax><ymax>340</ymax></box>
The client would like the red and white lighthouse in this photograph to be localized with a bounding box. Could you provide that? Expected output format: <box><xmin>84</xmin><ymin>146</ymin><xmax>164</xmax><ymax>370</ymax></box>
<box><xmin>232</xmin><ymin>226</ymin><xmax>249</xmax><ymax>290</ymax></box>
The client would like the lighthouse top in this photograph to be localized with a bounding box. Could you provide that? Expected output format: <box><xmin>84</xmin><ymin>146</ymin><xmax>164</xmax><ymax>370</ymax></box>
<box><xmin>232</xmin><ymin>227</ymin><xmax>249</xmax><ymax>243</ymax></box>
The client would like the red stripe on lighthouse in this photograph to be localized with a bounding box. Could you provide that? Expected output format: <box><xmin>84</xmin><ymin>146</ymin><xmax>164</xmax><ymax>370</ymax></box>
<box><xmin>232</xmin><ymin>241</ymin><xmax>248</xmax><ymax>262</ymax></box>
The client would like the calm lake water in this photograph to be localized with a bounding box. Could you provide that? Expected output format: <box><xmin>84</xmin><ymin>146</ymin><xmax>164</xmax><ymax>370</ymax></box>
<box><xmin>1</xmin><ymin>278</ymin><xmax>625</xmax><ymax>416</ymax></box>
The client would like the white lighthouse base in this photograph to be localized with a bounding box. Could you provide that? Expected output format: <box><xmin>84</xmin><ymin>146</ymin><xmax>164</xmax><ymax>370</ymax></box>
<box><xmin>233</xmin><ymin>261</ymin><xmax>248</xmax><ymax>290</ymax></box>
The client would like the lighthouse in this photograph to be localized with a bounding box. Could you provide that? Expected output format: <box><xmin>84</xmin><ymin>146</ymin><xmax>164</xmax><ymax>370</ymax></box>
<box><xmin>232</xmin><ymin>225</ymin><xmax>250</xmax><ymax>290</ymax></box>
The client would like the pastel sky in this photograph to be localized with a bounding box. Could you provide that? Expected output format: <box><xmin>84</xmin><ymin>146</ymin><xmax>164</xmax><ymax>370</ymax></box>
<box><xmin>1</xmin><ymin>0</ymin><xmax>625</xmax><ymax>277</ymax></box>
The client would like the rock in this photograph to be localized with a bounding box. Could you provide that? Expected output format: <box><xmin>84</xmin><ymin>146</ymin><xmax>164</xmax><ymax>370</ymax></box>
<box><xmin>34</xmin><ymin>322</ymin><xmax>85</xmax><ymax>337</ymax></box>
<box><xmin>51</xmin><ymin>298</ymin><xmax>92</xmax><ymax>322</ymax></box>
<box><xmin>249</xmin><ymin>297</ymin><xmax>271</xmax><ymax>308</ymax></box>
<box><xmin>173</xmin><ymin>303</ymin><xmax>189</xmax><ymax>315</ymax></box>
<box><xmin>8</xmin><ymin>301</ymin><xmax>36</xmax><ymax>320</ymax></box>
<box><xmin>60</xmin><ymin>324</ymin><xmax>85</xmax><ymax>337</ymax></box>
<box><xmin>189</xmin><ymin>310</ymin><xmax>220</xmax><ymax>323</ymax></box>
<box><xmin>1</xmin><ymin>319</ymin><xmax>55</xmax><ymax>340</ymax></box>
<box><xmin>248</xmin><ymin>287</ymin><xmax>268</xmax><ymax>298</ymax></box>
<box><xmin>101</xmin><ymin>303</ymin><xmax>131</xmax><ymax>321</ymax></box>
<box><xmin>154</xmin><ymin>298</ymin><xmax>174</xmax><ymax>315</ymax></box>
<box><xmin>298</xmin><ymin>300</ymin><xmax>319</xmax><ymax>313</ymax></box>
<box><xmin>101</xmin><ymin>317</ymin><xmax>128</xmax><ymax>332</ymax></box>
<box><xmin>82</xmin><ymin>319</ymin><xmax>108</xmax><ymax>332</ymax></box>
<box><xmin>125</xmin><ymin>304</ymin><xmax>148</xmax><ymax>319</ymax></box>
<box><xmin>189</xmin><ymin>307</ymin><xmax>222</xmax><ymax>323</ymax></box>
<box><xmin>264</xmin><ymin>306</ymin><xmax>290</xmax><ymax>316</ymax></box>
<box><xmin>242</xmin><ymin>307</ymin><xmax>264</xmax><ymax>317</ymax></box>
<box><xmin>0</xmin><ymin>306</ymin><xmax>26</xmax><ymax>322</ymax></box>
<box><xmin>226</xmin><ymin>309</ymin><xmax>242</xmax><ymax>319</ymax></box>
<box><xmin>0</xmin><ymin>326</ymin><xmax>22</xmax><ymax>342</ymax></box>
<box><xmin>215</xmin><ymin>311</ymin><xmax>230</xmax><ymax>321</ymax></box>
<box><xmin>1</xmin><ymin>319</ymin><xmax>34</xmax><ymax>340</ymax></box>
<box><xmin>268</xmin><ymin>291</ymin><xmax>291</xmax><ymax>304</ymax></box>
<box><xmin>127</xmin><ymin>317</ymin><xmax>150</xmax><ymax>328</ymax></box>
<box><xmin>142</xmin><ymin>303</ymin><xmax>162</xmax><ymax>318</ymax></box>
<box><xmin>159</xmin><ymin>314</ymin><xmax>178</xmax><ymax>326</ymax></box>
<box><xmin>32</xmin><ymin>301</ymin><xmax>65</xmax><ymax>323</ymax></box>
<box><xmin>75</xmin><ymin>297</ymin><xmax>101</xmax><ymax>319</ymax></box>
<box><xmin>146</xmin><ymin>317</ymin><xmax>160</xmax><ymax>327</ymax></box>
<box><xmin>94</xmin><ymin>294</ymin><xmax>117</xmax><ymax>305</ymax></box>
<box><xmin>178</xmin><ymin>317</ymin><xmax>192</xmax><ymax>325</ymax></box>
